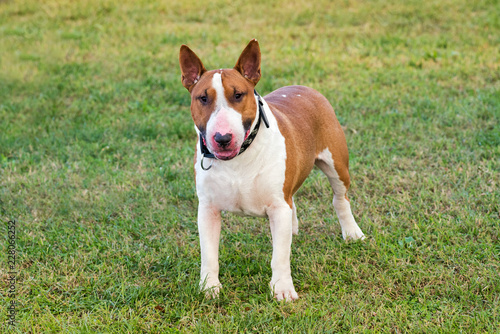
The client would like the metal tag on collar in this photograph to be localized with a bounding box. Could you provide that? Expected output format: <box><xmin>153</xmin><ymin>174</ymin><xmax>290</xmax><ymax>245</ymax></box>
<box><xmin>200</xmin><ymin>155</ymin><xmax>213</xmax><ymax>170</ymax></box>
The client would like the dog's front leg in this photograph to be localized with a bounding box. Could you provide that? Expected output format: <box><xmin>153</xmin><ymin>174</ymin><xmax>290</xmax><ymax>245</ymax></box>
<box><xmin>197</xmin><ymin>204</ymin><xmax>222</xmax><ymax>298</ymax></box>
<box><xmin>268</xmin><ymin>204</ymin><xmax>299</xmax><ymax>301</ymax></box>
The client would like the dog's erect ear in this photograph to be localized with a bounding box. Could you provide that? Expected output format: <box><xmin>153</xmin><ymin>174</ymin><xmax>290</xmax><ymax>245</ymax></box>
<box><xmin>234</xmin><ymin>39</ymin><xmax>261</xmax><ymax>86</ymax></box>
<box><xmin>179</xmin><ymin>45</ymin><xmax>207</xmax><ymax>91</ymax></box>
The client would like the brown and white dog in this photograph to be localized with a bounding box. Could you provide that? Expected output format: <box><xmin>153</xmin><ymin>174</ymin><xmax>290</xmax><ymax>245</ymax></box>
<box><xmin>179</xmin><ymin>39</ymin><xmax>365</xmax><ymax>301</ymax></box>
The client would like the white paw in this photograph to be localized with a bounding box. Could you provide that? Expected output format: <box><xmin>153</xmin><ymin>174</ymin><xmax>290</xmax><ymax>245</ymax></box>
<box><xmin>270</xmin><ymin>277</ymin><xmax>299</xmax><ymax>301</ymax></box>
<box><xmin>200</xmin><ymin>278</ymin><xmax>221</xmax><ymax>299</ymax></box>
<box><xmin>342</xmin><ymin>226</ymin><xmax>365</xmax><ymax>241</ymax></box>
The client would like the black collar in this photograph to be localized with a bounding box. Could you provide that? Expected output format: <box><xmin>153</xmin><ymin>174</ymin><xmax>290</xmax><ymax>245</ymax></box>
<box><xmin>199</xmin><ymin>90</ymin><xmax>269</xmax><ymax>162</ymax></box>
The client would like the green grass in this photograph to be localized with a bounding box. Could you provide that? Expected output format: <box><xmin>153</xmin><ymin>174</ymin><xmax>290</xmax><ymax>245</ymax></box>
<box><xmin>1</xmin><ymin>0</ymin><xmax>499</xmax><ymax>332</ymax></box>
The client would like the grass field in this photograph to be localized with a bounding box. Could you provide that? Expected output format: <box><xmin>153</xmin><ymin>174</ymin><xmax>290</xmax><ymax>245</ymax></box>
<box><xmin>1</xmin><ymin>0</ymin><xmax>499</xmax><ymax>332</ymax></box>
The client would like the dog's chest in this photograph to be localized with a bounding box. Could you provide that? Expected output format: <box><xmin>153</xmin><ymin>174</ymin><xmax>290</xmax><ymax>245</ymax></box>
<box><xmin>198</xmin><ymin>169</ymin><xmax>277</xmax><ymax>217</ymax></box>
<box><xmin>195</xmin><ymin>117</ymin><xmax>287</xmax><ymax>217</ymax></box>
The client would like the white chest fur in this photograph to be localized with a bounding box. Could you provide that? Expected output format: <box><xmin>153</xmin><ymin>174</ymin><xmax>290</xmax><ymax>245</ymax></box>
<box><xmin>194</xmin><ymin>100</ymin><xmax>287</xmax><ymax>217</ymax></box>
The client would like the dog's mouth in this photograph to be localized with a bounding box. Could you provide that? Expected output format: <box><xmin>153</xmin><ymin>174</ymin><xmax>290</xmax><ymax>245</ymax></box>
<box><xmin>211</xmin><ymin>128</ymin><xmax>252</xmax><ymax>160</ymax></box>
<box><xmin>213</xmin><ymin>149</ymin><xmax>239</xmax><ymax>160</ymax></box>
<box><xmin>201</xmin><ymin>133</ymin><xmax>241</xmax><ymax>161</ymax></box>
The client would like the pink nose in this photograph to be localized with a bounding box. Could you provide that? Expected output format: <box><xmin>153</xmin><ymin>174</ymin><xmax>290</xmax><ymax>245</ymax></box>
<box><xmin>214</xmin><ymin>132</ymin><xmax>232</xmax><ymax>147</ymax></box>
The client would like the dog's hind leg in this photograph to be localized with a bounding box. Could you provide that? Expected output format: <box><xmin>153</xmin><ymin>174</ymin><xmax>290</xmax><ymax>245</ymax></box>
<box><xmin>315</xmin><ymin>148</ymin><xmax>365</xmax><ymax>241</ymax></box>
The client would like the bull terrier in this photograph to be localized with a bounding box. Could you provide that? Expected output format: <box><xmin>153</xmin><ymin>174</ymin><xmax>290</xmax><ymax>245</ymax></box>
<box><xmin>179</xmin><ymin>39</ymin><xmax>365</xmax><ymax>301</ymax></box>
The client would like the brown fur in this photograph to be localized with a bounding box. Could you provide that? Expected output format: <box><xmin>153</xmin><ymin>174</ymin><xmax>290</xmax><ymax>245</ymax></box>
<box><xmin>265</xmin><ymin>86</ymin><xmax>350</xmax><ymax>207</ymax></box>
<box><xmin>180</xmin><ymin>40</ymin><xmax>351</xmax><ymax>208</ymax></box>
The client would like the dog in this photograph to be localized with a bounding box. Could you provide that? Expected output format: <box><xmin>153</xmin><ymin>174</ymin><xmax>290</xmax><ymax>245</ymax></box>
<box><xmin>179</xmin><ymin>39</ymin><xmax>365</xmax><ymax>301</ymax></box>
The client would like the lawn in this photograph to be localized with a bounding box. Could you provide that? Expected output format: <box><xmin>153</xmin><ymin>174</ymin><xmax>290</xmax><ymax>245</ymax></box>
<box><xmin>1</xmin><ymin>0</ymin><xmax>499</xmax><ymax>332</ymax></box>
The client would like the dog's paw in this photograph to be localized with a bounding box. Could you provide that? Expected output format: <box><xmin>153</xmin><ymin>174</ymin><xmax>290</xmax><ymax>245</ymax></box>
<box><xmin>200</xmin><ymin>279</ymin><xmax>222</xmax><ymax>299</ymax></box>
<box><xmin>204</xmin><ymin>285</ymin><xmax>221</xmax><ymax>299</ymax></box>
<box><xmin>270</xmin><ymin>277</ymin><xmax>299</xmax><ymax>302</ymax></box>
<box><xmin>342</xmin><ymin>226</ymin><xmax>365</xmax><ymax>241</ymax></box>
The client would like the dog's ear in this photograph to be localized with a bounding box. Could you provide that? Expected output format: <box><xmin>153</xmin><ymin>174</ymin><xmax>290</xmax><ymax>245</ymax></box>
<box><xmin>234</xmin><ymin>39</ymin><xmax>261</xmax><ymax>86</ymax></box>
<box><xmin>179</xmin><ymin>45</ymin><xmax>207</xmax><ymax>92</ymax></box>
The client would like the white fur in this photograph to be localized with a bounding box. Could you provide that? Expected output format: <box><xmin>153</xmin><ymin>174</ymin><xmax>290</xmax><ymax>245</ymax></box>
<box><xmin>196</xmin><ymin>97</ymin><xmax>286</xmax><ymax>216</ymax></box>
<box><xmin>196</xmin><ymin>97</ymin><xmax>298</xmax><ymax>300</ymax></box>
<box><xmin>205</xmin><ymin>73</ymin><xmax>246</xmax><ymax>154</ymax></box>
<box><xmin>316</xmin><ymin>148</ymin><xmax>365</xmax><ymax>240</ymax></box>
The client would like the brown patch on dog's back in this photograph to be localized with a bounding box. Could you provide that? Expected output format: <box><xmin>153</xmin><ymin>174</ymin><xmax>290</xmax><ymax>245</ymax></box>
<box><xmin>265</xmin><ymin>85</ymin><xmax>350</xmax><ymax>207</ymax></box>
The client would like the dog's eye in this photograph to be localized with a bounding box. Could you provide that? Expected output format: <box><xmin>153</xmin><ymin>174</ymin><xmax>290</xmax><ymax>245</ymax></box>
<box><xmin>234</xmin><ymin>93</ymin><xmax>243</xmax><ymax>101</ymax></box>
<box><xmin>198</xmin><ymin>95</ymin><xmax>208</xmax><ymax>104</ymax></box>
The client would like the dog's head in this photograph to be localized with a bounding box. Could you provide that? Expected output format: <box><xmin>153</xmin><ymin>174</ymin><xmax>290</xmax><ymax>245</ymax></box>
<box><xmin>179</xmin><ymin>39</ymin><xmax>261</xmax><ymax>160</ymax></box>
